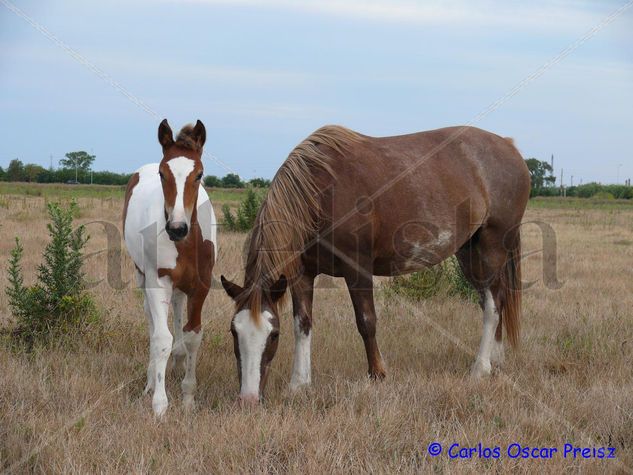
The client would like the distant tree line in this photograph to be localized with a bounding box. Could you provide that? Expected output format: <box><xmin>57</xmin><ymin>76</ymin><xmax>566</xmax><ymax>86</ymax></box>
<box><xmin>204</xmin><ymin>173</ymin><xmax>271</xmax><ymax>189</ymax></box>
<box><xmin>0</xmin><ymin>157</ymin><xmax>132</xmax><ymax>185</ymax></box>
<box><xmin>525</xmin><ymin>158</ymin><xmax>632</xmax><ymax>199</ymax></box>
<box><xmin>1</xmin><ymin>152</ymin><xmax>272</xmax><ymax>189</ymax></box>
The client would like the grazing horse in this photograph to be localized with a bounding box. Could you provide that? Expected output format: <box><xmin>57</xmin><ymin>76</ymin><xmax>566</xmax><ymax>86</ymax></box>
<box><xmin>221</xmin><ymin>125</ymin><xmax>530</xmax><ymax>402</ymax></box>
<box><xmin>123</xmin><ymin>119</ymin><xmax>217</xmax><ymax>416</ymax></box>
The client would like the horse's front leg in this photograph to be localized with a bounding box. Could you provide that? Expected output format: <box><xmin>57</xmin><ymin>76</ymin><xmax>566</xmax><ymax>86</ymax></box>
<box><xmin>345</xmin><ymin>275</ymin><xmax>386</xmax><ymax>380</ymax></box>
<box><xmin>145</xmin><ymin>276</ymin><xmax>174</xmax><ymax>417</ymax></box>
<box><xmin>290</xmin><ymin>273</ymin><xmax>315</xmax><ymax>391</ymax></box>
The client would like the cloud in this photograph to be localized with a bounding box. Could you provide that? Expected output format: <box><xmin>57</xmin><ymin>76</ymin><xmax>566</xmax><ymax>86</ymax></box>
<box><xmin>171</xmin><ymin>0</ymin><xmax>611</xmax><ymax>31</ymax></box>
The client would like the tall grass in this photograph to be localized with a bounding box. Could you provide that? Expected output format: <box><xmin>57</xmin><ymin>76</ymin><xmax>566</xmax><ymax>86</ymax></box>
<box><xmin>382</xmin><ymin>256</ymin><xmax>478</xmax><ymax>303</ymax></box>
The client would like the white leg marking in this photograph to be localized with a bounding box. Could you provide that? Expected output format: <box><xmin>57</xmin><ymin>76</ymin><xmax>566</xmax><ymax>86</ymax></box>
<box><xmin>141</xmin><ymin>297</ymin><xmax>156</xmax><ymax>395</ymax></box>
<box><xmin>170</xmin><ymin>290</ymin><xmax>187</xmax><ymax>373</ymax></box>
<box><xmin>145</xmin><ymin>277</ymin><xmax>174</xmax><ymax>416</ymax></box>
<box><xmin>471</xmin><ymin>289</ymin><xmax>499</xmax><ymax>379</ymax></box>
<box><xmin>181</xmin><ymin>329</ymin><xmax>203</xmax><ymax>410</ymax></box>
<box><xmin>491</xmin><ymin>338</ymin><xmax>505</xmax><ymax>366</ymax></box>
<box><xmin>290</xmin><ymin>316</ymin><xmax>312</xmax><ymax>391</ymax></box>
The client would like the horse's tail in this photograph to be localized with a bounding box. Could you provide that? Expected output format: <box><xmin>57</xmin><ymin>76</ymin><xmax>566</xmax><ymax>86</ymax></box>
<box><xmin>502</xmin><ymin>231</ymin><xmax>522</xmax><ymax>348</ymax></box>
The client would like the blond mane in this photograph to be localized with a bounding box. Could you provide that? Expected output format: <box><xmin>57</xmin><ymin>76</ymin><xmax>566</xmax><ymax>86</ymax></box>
<box><xmin>237</xmin><ymin>125</ymin><xmax>363</xmax><ymax>320</ymax></box>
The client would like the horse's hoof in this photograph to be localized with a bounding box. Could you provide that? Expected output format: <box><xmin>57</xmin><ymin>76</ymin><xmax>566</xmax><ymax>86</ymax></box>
<box><xmin>369</xmin><ymin>369</ymin><xmax>387</xmax><ymax>380</ymax></box>
<box><xmin>491</xmin><ymin>342</ymin><xmax>505</xmax><ymax>366</ymax></box>
<box><xmin>470</xmin><ymin>359</ymin><xmax>492</xmax><ymax>379</ymax></box>
<box><xmin>152</xmin><ymin>397</ymin><xmax>168</xmax><ymax>417</ymax></box>
<box><xmin>289</xmin><ymin>379</ymin><xmax>311</xmax><ymax>392</ymax></box>
<box><xmin>183</xmin><ymin>394</ymin><xmax>195</xmax><ymax>411</ymax></box>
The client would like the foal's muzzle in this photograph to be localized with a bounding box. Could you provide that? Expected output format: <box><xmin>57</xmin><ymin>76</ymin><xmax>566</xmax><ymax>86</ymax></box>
<box><xmin>166</xmin><ymin>222</ymin><xmax>188</xmax><ymax>241</ymax></box>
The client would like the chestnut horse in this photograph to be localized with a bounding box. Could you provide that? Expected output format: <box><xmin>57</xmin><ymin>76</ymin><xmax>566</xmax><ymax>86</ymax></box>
<box><xmin>123</xmin><ymin>119</ymin><xmax>216</xmax><ymax>416</ymax></box>
<box><xmin>221</xmin><ymin>125</ymin><xmax>530</xmax><ymax>403</ymax></box>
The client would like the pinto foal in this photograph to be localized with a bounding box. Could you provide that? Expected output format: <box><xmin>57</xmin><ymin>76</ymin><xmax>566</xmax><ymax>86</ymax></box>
<box><xmin>123</xmin><ymin>119</ymin><xmax>217</xmax><ymax>416</ymax></box>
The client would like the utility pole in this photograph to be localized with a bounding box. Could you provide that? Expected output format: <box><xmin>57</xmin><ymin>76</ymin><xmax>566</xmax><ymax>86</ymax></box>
<box><xmin>560</xmin><ymin>168</ymin><xmax>564</xmax><ymax>197</ymax></box>
<box><xmin>571</xmin><ymin>175</ymin><xmax>574</xmax><ymax>187</ymax></box>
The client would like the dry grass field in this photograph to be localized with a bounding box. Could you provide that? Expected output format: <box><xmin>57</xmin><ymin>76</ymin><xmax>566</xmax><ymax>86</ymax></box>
<box><xmin>1</xmin><ymin>188</ymin><xmax>632</xmax><ymax>473</ymax></box>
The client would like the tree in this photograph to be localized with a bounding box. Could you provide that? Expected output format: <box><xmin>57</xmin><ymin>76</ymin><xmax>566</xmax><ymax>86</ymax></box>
<box><xmin>24</xmin><ymin>164</ymin><xmax>46</xmax><ymax>182</ymax></box>
<box><xmin>6</xmin><ymin>159</ymin><xmax>26</xmax><ymax>182</ymax></box>
<box><xmin>204</xmin><ymin>175</ymin><xmax>222</xmax><ymax>187</ymax></box>
<box><xmin>60</xmin><ymin>151</ymin><xmax>95</xmax><ymax>182</ymax></box>
<box><xmin>525</xmin><ymin>158</ymin><xmax>555</xmax><ymax>196</ymax></box>
<box><xmin>0</xmin><ymin>166</ymin><xmax>5</xmax><ymax>181</ymax></box>
<box><xmin>249</xmin><ymin>177</ymin><xmax>271</xmax><ymax>188</ymax></box>
<box><xmin>221</xmin><ymin>173</ymin><xmax>244</xmax><ymax>188</ymax></box>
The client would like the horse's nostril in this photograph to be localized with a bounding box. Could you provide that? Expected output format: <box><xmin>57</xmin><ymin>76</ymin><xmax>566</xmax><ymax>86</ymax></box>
<box><xmin>167</xmin><ymin>222</ymin><xmax>188</xmax><ymax>239</ymax></box>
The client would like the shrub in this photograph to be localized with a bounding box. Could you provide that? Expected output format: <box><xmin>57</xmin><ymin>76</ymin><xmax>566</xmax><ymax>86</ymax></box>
<box><xmin>591</xmin><ymin>191</ymin><xmax>615</xmax><ymax>200</ymax></box>
<box><xmin>382</xmin><ymin>256</ymin><xmax>478</xmax><ymax>303</ymax></box>
<box><xmin>4</xmin><ymin>201</ymin><xmax>98</xmax><ymax>350</ymax></box>
<box><xmin>222</xmin><ymin>188</ymin><xmax>263</xmax><ymax>232</ymax></box>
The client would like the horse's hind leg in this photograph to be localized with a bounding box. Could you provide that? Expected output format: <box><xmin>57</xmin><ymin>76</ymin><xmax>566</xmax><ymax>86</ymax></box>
<box><xmin>345</xmin><ymin>275</ymin><xmax>386</xmax><ymax>380</ymax></box>
<box><xmin>135</xmin><ymin>270</ymin><xmax>156</xmax><ymax>395</ymax></box>
<box><xmin>456</xmin><ymin>226</ymin><xmax>507</xmax><ymax>378</ymax></box>
<box><xmin>180</xmin><ymin>289</ymin><xmax>207</xmax><ymax>410</ymax></box>
<box><xmin>169</xmin><ymin>289</ymin><xmax>187</xmax><ymax>373</ymax></box>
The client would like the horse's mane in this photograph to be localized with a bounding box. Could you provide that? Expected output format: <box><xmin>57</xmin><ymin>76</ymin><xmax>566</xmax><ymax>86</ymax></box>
<box><xmin>175</xmin><ymin>124</ymin><xmax>202</xmax><ymax>151</ymax></box>
<box><xmin>236</xmin><ymin>125</ymin><xmax>363</xmax><ymax>321</ymax></box>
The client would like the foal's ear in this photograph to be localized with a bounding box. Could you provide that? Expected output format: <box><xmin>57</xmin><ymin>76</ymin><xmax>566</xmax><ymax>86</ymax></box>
<box><xmin>269</xmin><ymin>274</ymin><xmax>287</xmax><ymax>303</ymax></box>
<box><xmin>158</xmin><ymin>119</ymin><xmax>174</xmax><ymax>149</ymax></box>
<box><xmin>221</xmin><ymin>275</ymin><xmax>244</xmax><ymax>300</ymax></box>
<box><xmin>191</xmin><ymin>120</ymin><xmax>206</xmax><ymax>150</ymax></box>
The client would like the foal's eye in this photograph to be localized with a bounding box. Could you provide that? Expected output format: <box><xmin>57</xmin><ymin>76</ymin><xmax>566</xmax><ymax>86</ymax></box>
<box><xmin>270</xmin><ymin>331</ymin><xmax>279</xmax><ymax>341</ymax></box>
<box><xmin>195</xmin><ymin>173</ymin><xmax>203</xmax><ymax>181</ymax></box>
<box><xmin>158</xmin><ymin>171</ymin><xmax>165</xmax><ymax>181</ymax></box>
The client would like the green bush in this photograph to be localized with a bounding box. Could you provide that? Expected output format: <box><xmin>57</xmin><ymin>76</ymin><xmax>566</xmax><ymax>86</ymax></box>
<box><xmin>222</xmin><ymin>188</ymin><xmax>263</xmax><ymax>232</ymax></box>
<box><xmin>591</xmin><ymin>191</ymin><xmax>615</xmax><ymax>200</ymax></box>
<box><xmin>5</xmin><ymin>201</ymin><xmax>98</xmax><ymax>350</ymax></box>
<box><xmin>382</xmin><ymin>256</ymin><xmax>478</xmax><ymax>303</ymax></box>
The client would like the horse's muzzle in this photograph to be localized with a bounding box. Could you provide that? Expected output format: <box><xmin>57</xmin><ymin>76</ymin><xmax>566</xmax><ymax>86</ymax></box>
<box><xmin>166</xmin><ymin>222</ymin><xmax>188</xmax><ymax>241</ymax></box>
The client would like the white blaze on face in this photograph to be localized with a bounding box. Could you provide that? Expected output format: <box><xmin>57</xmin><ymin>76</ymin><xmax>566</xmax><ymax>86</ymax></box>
<box><xmin>233</xmin><ymin>309</ymin><xmax>273</xmax><ymax>398</ymax></box>
<box><xmin>166</xmin><ymin>156</ymin><xmax>195</xmax><ymax>226</ymax></box>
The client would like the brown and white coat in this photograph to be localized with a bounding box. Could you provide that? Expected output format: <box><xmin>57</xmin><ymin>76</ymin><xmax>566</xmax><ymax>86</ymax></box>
<box><xmin>123</xmin><ymin>120</ymin><xmax>217</xmax><ymax>416</ymax></box>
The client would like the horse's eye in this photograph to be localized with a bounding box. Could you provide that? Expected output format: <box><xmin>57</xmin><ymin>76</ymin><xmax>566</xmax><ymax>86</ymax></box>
<box><xmin>196</xmin><ymin>173</ymin><xmax>203</xmax><ymax>181</ymax></box>
<box><xmin>270</xmin><ymin>331</ymin><xmax>279</xmax><ymax>341</ymax></box>
<box><xmin>158</xmin><ymin>171</ymin><xmax>165</xmax><ymax>181</ymax></box>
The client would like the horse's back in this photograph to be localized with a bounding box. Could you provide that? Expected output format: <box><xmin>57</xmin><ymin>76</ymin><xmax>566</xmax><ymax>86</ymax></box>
<box><xmin>318</xmin><ymin>126</ymin><xmax>529</xmax><ymax>273</ymax></box>
<box><xmin>332</xmin><ymin>125</ymin><xmax>528</xmax><ymax>222</ymax></box>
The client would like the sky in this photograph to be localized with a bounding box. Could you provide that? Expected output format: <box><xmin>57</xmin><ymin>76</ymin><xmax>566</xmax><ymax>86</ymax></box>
<box><xmin>0</xmin><ymin>0</ymin><xmax>631</xmax><ymax>184</ymax></box>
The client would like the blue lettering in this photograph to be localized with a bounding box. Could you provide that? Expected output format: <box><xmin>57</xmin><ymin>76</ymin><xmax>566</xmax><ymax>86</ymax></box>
<box><xmin>507</xmin><ymin>443</ymin><xmax>521</xmax><ymax>458</ymax></box>
<box><xmin>448</xmin><ymin>443</ymin><xmax>460</xmax><ymax>459</ymax></box>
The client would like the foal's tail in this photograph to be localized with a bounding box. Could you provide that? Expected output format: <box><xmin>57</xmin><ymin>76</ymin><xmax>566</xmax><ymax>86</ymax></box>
<box><xmin>502</xmin><ymin>231</ymin><xmax>522</xmax><ymax>348</ymax></box>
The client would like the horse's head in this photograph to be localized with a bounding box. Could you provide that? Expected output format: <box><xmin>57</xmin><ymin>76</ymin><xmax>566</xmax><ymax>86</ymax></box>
<box><xmin>157</xmin><ymin>119</ymin><xmax>206</xmax><ymax>241</ymax></box>
<box><xmin>220</xmin><ymin>274</ymin><xmax>288</xmax><ymax>404</ymax></box>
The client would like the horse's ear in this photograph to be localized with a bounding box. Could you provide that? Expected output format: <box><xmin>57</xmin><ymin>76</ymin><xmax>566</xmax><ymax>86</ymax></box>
<box><xmin>269</xmin><ymin>274</ymin><xmax>287</xmax><ymax>303</ymax></box>
<box><xmin>191</xmin><ymin>120</ymin><xmax>206</xmax><ymax>150</ymax></box>
<box><xmin>221</xmin><ymin>275</ymin><xmax>244</xmax><ymax>301</ymax></box>
<box><xmin>158</xmin><ymin>119</ymin><xmax>174</xmax><ymax>149</ymax></box>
